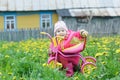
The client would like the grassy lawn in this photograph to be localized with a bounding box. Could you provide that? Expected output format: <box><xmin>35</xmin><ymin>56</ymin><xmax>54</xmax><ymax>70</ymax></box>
<box><xmin>0</xmin><ymin>36</ymin><xmax>120</xmax><ymax>80</ymax></box>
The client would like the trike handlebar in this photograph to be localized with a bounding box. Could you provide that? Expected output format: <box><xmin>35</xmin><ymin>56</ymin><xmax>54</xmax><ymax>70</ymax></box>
<box><xmin>41</xmin><ymin>31</ymin><xmax>87</xmax><ymax>53</ymax></box>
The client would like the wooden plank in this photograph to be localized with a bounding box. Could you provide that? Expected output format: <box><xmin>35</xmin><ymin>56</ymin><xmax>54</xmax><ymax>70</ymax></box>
<box><xmin>48</xmin><ymin>0</ymin><xmax>56</xmax><ymax>10</ymax></box>
<box><xmin>39</xmin><ymin>0</ymin><xmax>48</xmax><ymax>10</ymax></box>
<box><xmin>56</xmin><ymin>0</ymin><xmax>64</xmax><ymax>9</ymax></box>
<box><xmin>80</xmin><ymin>0</ymin><xmax>89</xmax><ymax>8</ymax></box>
<box><xmin>64</xmin><ymin>0</ymin><xmax>73</xmax><ymax>8</ymax></box>
<box><xmin>87</xmin><ymin>0</ymin><xmax>98</xmax><ymax>7</ymax></box>
<box><xmin>114</xmin><ymin>8</ymin><xmax>120</xmax><ymax>16</ymax></box>
<box><xmin>72</xmin><ymin>0</ymin><xmax>81</xmax><ymax>8</ymax></box>
<box><xmin>113</xmin><ymin>0</ymin><xmax>120</xmax><ymax>7</ymax></box>
<box><xmin>15</xmin><ymin>0</ymin><xmax>24</xmax><ymax>11</ymax></box>
<box><xmin>8</xmin><ymin>0</ymin><xmax>15</xmax><ymax>11</ymax></box>
<box><xmin>32</xmin><ymin>0</ymin><xmax>40</xmax><ymax>10</ymax></box>
<box><xmin>0</xmin><ymin>0</ymin><xmax>7</xmax><ymax>11</ymax></box>
<box><xmin>24</xmin><ymin>0</ymin><xmax>32</xmax><ymax>11</ymax></box>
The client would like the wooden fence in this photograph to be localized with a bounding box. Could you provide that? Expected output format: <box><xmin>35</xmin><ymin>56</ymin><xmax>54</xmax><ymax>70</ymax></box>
<box><xmin>0</xmin><ymin>28</ymin><xmax>119</xmax><ymax>42</ymax></box>
<box><xmin>0</xmin><ymin>28</ymin><xmax>54</xmax><ymax>42</ymax></box>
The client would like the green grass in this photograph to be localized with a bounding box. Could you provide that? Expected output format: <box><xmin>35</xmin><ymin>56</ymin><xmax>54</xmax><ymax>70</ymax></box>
<box><xmin>0</xmin><ymin>36</ymin><xmax>120</xmax><ymax>80</ymax></box>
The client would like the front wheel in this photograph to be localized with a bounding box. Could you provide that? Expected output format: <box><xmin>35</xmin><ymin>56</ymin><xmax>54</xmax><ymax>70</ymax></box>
<box><xmin>81</xmin><ymin>62</ymin><xmax>96</xmax><ymax>74</ymax></box>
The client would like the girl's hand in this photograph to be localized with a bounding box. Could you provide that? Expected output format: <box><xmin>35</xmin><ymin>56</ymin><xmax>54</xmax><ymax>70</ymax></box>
<box><xmin>80</xmin><ymin>29</ymin><xmax>88</xmax><ymax>37</ymax></box>
<box><xmin>48</xmin><ymin>48</ymin><xmax>52</xmax><ymax>54</ymax></box>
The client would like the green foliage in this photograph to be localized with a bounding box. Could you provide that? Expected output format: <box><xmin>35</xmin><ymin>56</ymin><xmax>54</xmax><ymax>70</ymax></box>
<box><xmin>0</xmin><ymin>36</ymin><xmax>120</xmax><ymax>80</ymax></box>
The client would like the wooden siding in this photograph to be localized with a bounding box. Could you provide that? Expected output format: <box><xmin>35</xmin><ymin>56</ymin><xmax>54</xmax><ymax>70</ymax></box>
<box><xmin>68</xmin><ymin>8</ymin><xmax>120</xmax><ymax>16</ymax></box>
<box><xmin>0</xmin><ymin>16</ymin><xmax>4</xmax><ymax>31</ymax></box>
<box><xmin>52</xmin><ymin>13</ymin><xmax>58</xmax><ymax>26</ymax></box>
<box><xmin>0</xmin><ymin>0</ymin><xmax>120</xmax><ymax>11</ymax></box>
<box><xmin>63</xmin><ymin>17</ymin><xmax>120</xmax><ymax>36</ymax></box>
<box><xmin>17</xmin><ymin>14</ymin><xmax>40</xmax><ymax>29</ymax></box>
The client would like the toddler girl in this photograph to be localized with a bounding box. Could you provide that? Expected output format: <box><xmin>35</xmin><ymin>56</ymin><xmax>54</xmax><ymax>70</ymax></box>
<box><xmin>49</xmin><ymin>21</ymin><xmax>88</xmax><ymax>77</ymax></box>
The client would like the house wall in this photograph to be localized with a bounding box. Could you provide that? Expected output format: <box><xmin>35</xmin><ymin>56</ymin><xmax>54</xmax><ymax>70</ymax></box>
<box><xmin>0</xmin><ymin>16</ymin><xmax>4</xmax><ymax>31</ymax></box>
<box><xmin>52</xmin><ymin>13</ymin><xmax>58</xmax><ymax>26</ymax></box>
<box><xmin>0</xmin><ymin>11</ymin><xmax>59</xmax><ymax>31</ymax></box>
<box><xmin>17</xmin><ymin>14</ymin><xmax>40</xmax><ymax>29</ymax></box>
<box><xmin>63</xmin><ymin>17</ymin><xmax>120</xmax><ymax>35</ymax></box>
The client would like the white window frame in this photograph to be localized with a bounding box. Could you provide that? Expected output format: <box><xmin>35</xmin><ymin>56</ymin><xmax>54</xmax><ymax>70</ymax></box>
<box><xmin>40</xmin><ymin>14</ymin><xmax>52</xmax><ymax>29</ymax></box>
<box><xmin>5</xmin><ymin>15</ymin><xmax>16</xmax><ymax>31</ymax></box>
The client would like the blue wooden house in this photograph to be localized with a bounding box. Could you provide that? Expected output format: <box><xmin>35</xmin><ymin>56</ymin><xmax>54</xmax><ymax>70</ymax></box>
<box><xmin>0</xmin><ymin>0</ymin><xmax>120</xmax><ymax>39</ymax></box>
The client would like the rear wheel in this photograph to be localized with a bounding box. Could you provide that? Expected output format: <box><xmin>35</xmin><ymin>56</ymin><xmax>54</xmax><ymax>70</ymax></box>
<box><xmin>81</xmin><ymin>62</ymin><xmax>96</xmax><ymax>74</ymax></box>
<box><xmin>85</xmin><ymin>56</ymin><xmax>96</xmax><ymax>63</ymax></box>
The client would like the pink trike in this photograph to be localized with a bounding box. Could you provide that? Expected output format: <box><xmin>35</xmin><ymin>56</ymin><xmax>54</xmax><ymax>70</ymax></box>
<box><xmin>41</xmin><ymin>32</ymin><xmax>96</xmax><ymax>74</ymax></box>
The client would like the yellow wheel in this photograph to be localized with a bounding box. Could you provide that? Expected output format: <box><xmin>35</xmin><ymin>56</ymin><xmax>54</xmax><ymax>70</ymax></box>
<box><xmin>81</xmin><ymin>62</ymin><xmax>96</xmax><ymax>74</ymax></box>
<box><xmin>85</xmin><ymin>56</ymin><xmax>96</xmax><ymax>63</ymax></box>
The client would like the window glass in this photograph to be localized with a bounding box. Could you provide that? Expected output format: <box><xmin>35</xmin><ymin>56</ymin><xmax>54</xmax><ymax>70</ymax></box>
<box><xmin>6</xmin><ymin>16</ymin><xmax>14</xmax><ymax>19</ymax></box>
<box><xmin>5</xmin><ymin>15</ymin><xmax>15</xmax><ymax>31</ymax></box>
<box><xmin>41</xmin><ymin>14</ymin><xmax>51</xmax><ymax>29</ymax></box>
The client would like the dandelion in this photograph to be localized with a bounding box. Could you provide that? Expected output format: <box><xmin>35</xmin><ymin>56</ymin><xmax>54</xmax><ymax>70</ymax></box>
<box><xmin>93</xmin><ymin>75</ymin><xmax>97</xmax><ymax>78</ymax></box>
<box><xmin>20</xmin><ymin>77</ymin><xmax>24</xmax><ymax>80</ymax></box>
<box><xmin>101</xmin><ymin>61</ymin><xmax>106</xmax><ymax>64</ymax></box>
<box><xmin>16</xmin><ymin>49</ymin><xmax>20</xmax><ymax>53</ymax></box>
<box><xmin>13</xmin><ymin>76</ymin><xmax>16</xmax><ymax>80</ymax></box>
<box><xmin>56</xmin><ymin>62</ymin><xmax>62</xmax><ymax>68</ymax></box>
<box><xmin>74</xmin><ymin>76</ymin><xmax>79</xmax><ymax>80</ymax></box>
<box><xmin>32</xmin><ymin>55</ymin><xmax>35</xmax><ymax>58</ymax></box>
<box><xmin>115</xmin><ymin>72</ymin><xmax>119</xmax><ymax>75</ymax></box>
<box><xmin>102</xmin><ymin>52</ymin><xmax>109</xmax><ymax>56</ymax></box>
<box><xmin>105</xmin><ymin>48</ymin><xmax>110</xmax><ymax>50</ymax></box>
<box><xmin>115</xmin><ymin>48</ymin><xmax>120</xmax><ymax>54</ymax></box>
<box><xmin>95</xmin><ymin>52</ymin><xmax>109</xmax><ymax>58</ymax></box>
<box><xmin>8</xmin><ymin>72</ymin><xmax>12</xmax><ymax>75</ymax></box>
<box><xmin>2</xmin><ymin>44</ymin><xmax>8</xmax><ymax>49</ymax></box>
<box><xmin>95</xmin><ymin>53</ymin><xmax>103</xmax><ymax>58</ymax></box>
<box><xmin>5</xmin><ymin>55</ymin><xmax>10</xmax><ymax>58</ymax></box>
<box><xmin>3</xmin><ymin>76</ymin><xmax>6</xmax><ymax>79</ymax></box>
<box><xmin>42</xmin><ymin>63</ymin><xmax>48</xmax><ymax>67</ymax></box>
<box><xmin>102</xmin><ymin>45</ymin><xmax>106</xmax><ymax>48</ymax></box>
<box><xmin>0</xmin><ymin>72</ymin><xmax>2</xmax><ymax>76</ymax></box>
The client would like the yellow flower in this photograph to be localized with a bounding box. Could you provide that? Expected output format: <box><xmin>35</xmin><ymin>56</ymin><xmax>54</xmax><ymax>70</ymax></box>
<box><xmin>95</xmin><ymin>52</ymin><xmax>108</xmax><ymax>58</ymax></box>
<box><xmin>13</xmin><ymin>76</ymin><xmax>16</xmax><ymax>80</ymax></box>
<box><xmin>8</xmin><ymin>72</ymin><xmax>12</xmax><ymax>75</ymax></box>
<box><xmin>20</xmin><ymin>77</ymin><xmax>24</xmax><ymax>80</ymax></box>
<box><xmin>2</xmin><ymin>44</ymin><xmax>8</xmax><ymax>49</ymax></box>
<box><xmin>95</xmin><ymin>53</ymin><xmax>103</xmax><ymax>58</ymax></box>
<box><xmin>47</xmin><ymin>61</ymin><xmax>62</xmax><ymax>68</ymax></box>
<box><xmin>102</xmin><ymin>52</ymin><xmax>109</xmax><ymax>56</ymax></box>
<box><xmin>104</xmin><ymin>48</ymin><xmax>110</xmax><ymax>51</ymax></box>
<box><xmin>74</xmin><ymin>76</ymin><xmax>79</xmax><ymax>80</ymax></box>
<box><xmin>115</xmin><ymin>72</ymin><xmax>119</xmax><ymax>75</ymax></box>
<box><xmin>5</xmin><ymin>55</ymin><xmax>10</xmax><ymax>58</ymax></box>
<box><xmin>115</xmin><ymin>49</ymin><xmax>120</xmax><ymax>53</ymax></box>
<box><xmin>42</xmin><ymin>63</ymin><xmax>48</xmax><ymax>67</ymax></box>
<box><xmin>56</xmin><ymin>62</ymin><xmax>62</xmax><ymax>68</ymax></box>
<box><xmin>101</xmin><ymin>61</ymin><xmax>106</xmax><ymax>64</ymax></box>
<box><xmin>0</xmin><ymin>72</ymin><xmax>2</xmax><ymax>75</ymax></box>
<box><xmin>32</xmin><ymin>55</ymin><xmax>35</xmax><ymax>58</ymax></box>
<box><xmin>3</xmin><ymin>76</ymin><xmax>6</xmax><ymax>79</ymax></box>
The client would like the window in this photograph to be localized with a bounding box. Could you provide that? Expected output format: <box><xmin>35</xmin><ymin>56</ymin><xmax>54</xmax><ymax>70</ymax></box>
<box><xmin>41</xmin><ymin>14</ymin><xmax>51</xmax><ymax>29</ymax></box>
<box><xmin>5</xmin><ymin>15</ymin><xmax>16</xmax><ymax>31</ymax></box>
<box><xmin>77</xmin><ymin>16</ymin><xmax>89</xmax><ymax>23</ymax></box>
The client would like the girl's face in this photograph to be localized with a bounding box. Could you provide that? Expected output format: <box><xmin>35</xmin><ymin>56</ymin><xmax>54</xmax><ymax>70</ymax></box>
<box><xmin>55</xmin><ymin>28</ymin><xmax>67</xmax><ymax>37</ymax></box>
